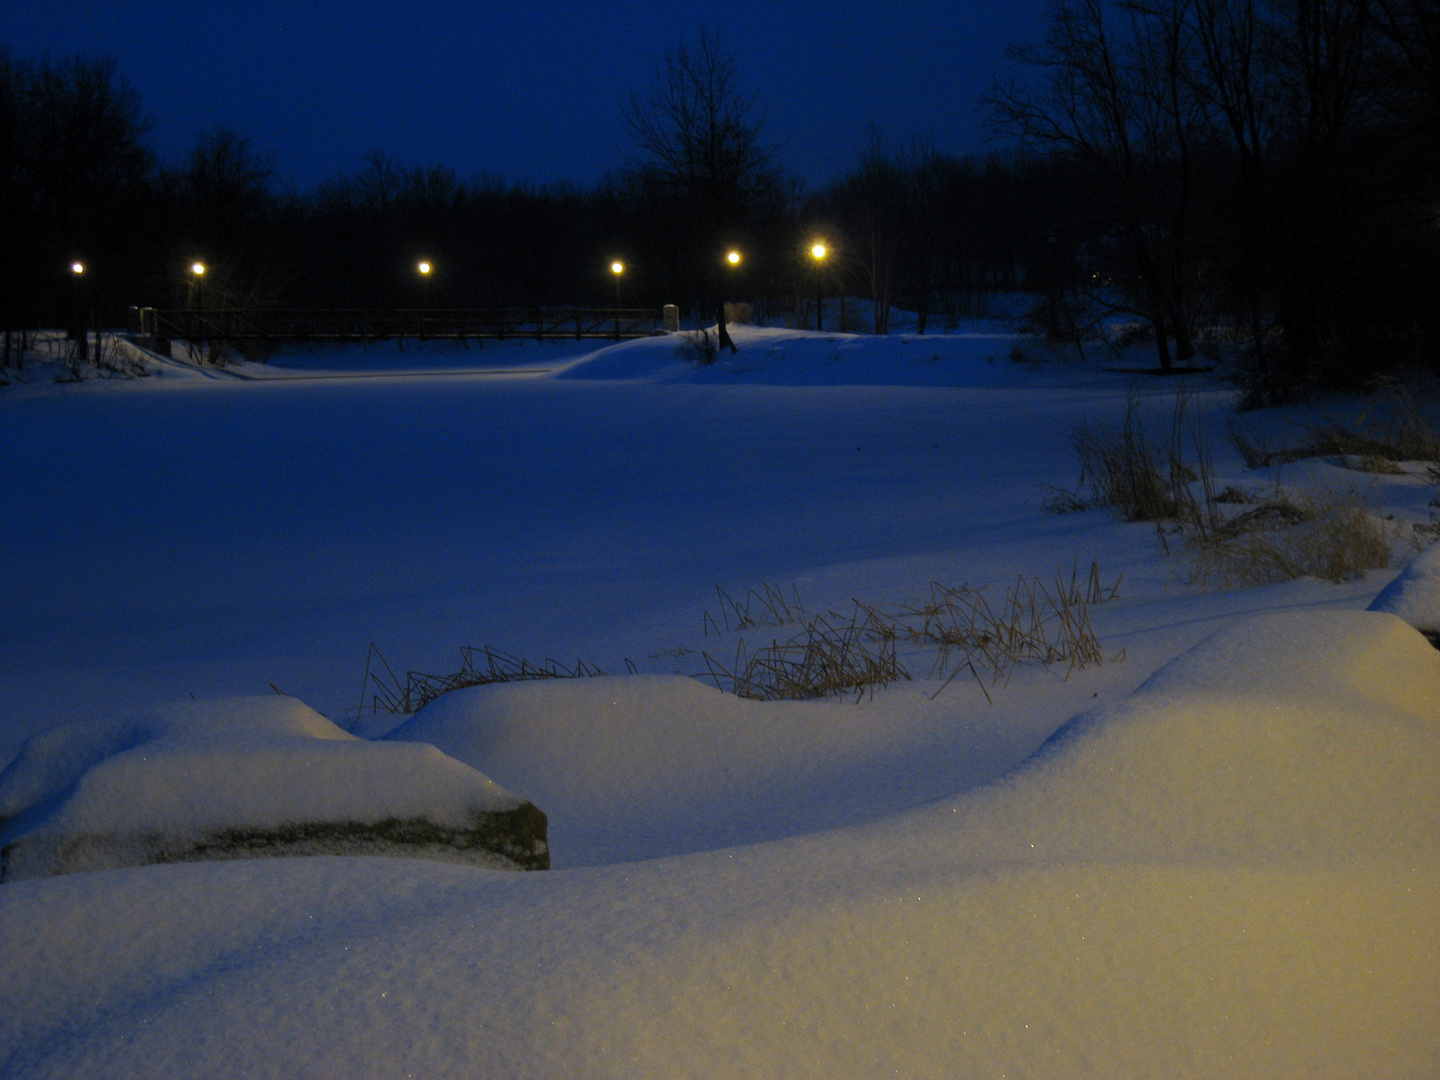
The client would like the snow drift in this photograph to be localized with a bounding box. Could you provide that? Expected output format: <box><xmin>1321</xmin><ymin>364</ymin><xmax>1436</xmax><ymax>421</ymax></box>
<box><xmin>384</xmin><ymin>672</ymin><xmax>1074</xmax><ymax>867</ymax></box>
<box><xmin>1</xmin><ymin>610</ymin><xmax>1431</xmax><ymax>1078</ymax></box>
<box><xmin>1369</xmin><ymin>539</ymin><xmax>1440</xmax><ymax>643</ymax></box>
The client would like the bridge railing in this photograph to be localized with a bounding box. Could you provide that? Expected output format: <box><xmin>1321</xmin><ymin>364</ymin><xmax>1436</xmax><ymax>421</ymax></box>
<box><xmin>129</xmin><ymin>307</ymin><xmax>664</xmax><ymax>343</ymax></box>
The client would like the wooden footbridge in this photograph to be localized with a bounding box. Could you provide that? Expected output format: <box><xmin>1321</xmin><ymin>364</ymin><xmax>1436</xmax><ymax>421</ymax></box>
<box><xmin>129</xmin><ymin>306</ymin><xmax>672</xmax><ymax>345</ymax></box>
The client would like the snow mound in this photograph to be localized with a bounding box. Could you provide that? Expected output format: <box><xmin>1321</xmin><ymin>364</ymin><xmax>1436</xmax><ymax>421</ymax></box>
<box><xmin>384</xmin><ymin>673</ymin><xmax>1069</xmax><ymax>866</ymax></box>
<box><xmin>915</xmin><ymin>609</ymin><xmax>1440</xmax><ymax>868</ymax></box>
<box><xmin>0</xmin><ymin>696</ymin><xmax>548</xmax><ymax>880</ymax></box>
<box><xmin>1368</xmin><ymin>540</ymin><xmax>1440</xmax><ymax>641</ymax></box>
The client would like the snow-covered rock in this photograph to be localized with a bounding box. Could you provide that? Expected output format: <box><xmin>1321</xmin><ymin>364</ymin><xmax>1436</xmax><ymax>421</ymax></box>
<box><xmin>1368</xmin><ymin>541</ymin><xmax>1440</xmax><ymax>643</ymax></box>
<box><xmin>0</xmin><ymin>695</ymin><xmax>548</xmax><ymax>881</ymax></box>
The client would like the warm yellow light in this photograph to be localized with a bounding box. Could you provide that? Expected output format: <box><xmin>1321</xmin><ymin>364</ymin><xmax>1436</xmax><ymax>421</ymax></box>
<box><xmin>611</xmin><ymin>261</ymin><xmax>624</xmax><ymax>275</ymax></box>
<box><xmin>190</xmin><ymin>262</ymin><xmax>206</xmax><ymax>277</ymax></box>
<box><xmin>726</xmin><ymin>250</ymin><xmax>741</xmax><ymax>265</ymax></box>
<box><xmin>70</xmin><ymin>261</ymin><xmax>85</xmax><ymax>275</ymax></box>
<box><xmin>811</xmin><ymin>243</ymin><xmax>827</xmax><ymax>261</ymax></box>
<box><xmin>417</xmin><ymin>261</ymin><xmax>432</xmax><ymax>275</ymax></box>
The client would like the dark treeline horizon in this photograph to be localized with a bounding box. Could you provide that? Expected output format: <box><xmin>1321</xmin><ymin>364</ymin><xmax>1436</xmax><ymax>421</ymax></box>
<box><xmin>4</xmin><ymin>0</ymin><xmax>1439</xmax><ymax>400</ymax></box>
<box><xmin>0</xmin><ymin>48</ymin><xmax>1059</xmax><ymax>338</ymax></box>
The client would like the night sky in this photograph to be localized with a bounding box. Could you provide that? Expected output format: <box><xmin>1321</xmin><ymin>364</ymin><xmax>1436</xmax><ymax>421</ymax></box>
<box><xmin>9</xmin><ymin>1</ymin><xmax>1047</xmax><ymax>191</ymax></box>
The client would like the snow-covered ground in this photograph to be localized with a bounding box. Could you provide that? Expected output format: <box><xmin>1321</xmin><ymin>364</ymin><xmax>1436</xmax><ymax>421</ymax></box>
<box><xmin>1</xmin><ymin>325</ymin><xmax>1435</xmax><ymax>1077</ymax></box>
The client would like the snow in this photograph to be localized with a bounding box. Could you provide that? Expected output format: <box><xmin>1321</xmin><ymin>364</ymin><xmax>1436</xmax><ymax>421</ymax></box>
<box><xmin>1</xmin><ymin>323</ymin><xmax>1437</xmax><ymax>1076</ymax></box>
<box><xmin>384</xmin><ymin>673</ymin><xmax>1078</xmax><ymax>867</ymax></box>
<box><xmin>0</xmin><ymin>696</ymin><xmax>535</xmax><ymax>880</ymax></box>
<box><xmin>1369</xmin><ymin>534</ymin><xmax>1440</xmax><ymax>633</ymax></box>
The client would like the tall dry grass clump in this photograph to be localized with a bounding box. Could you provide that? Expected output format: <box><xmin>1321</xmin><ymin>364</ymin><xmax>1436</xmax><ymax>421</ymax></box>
<box><xmin>1052</xmin><ymin>383</ymin><xmax>1401</xmax><ymax>589</ymax></box>
<box><xmin>1069</xmin><ymin>391</ymin><xmax>1179</xmax><ymax>521</ymax></box>
<box><xmin>703</xmin><ymin>607</ymin><xmax>908</xmax><ymax>702</ymax></box>
<box><xmin>1187</xmin><ymin>491</ymin><xmax>1394</xmax><ymax>588</ymax></box>
<box><xmin>702</xmin><ymin>562</ymin><xmax>1120</xmax><ymax>702</ymax></box>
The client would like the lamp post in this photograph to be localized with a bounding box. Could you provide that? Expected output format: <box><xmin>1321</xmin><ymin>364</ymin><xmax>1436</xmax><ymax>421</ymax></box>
<box><xmin>70</xmin><ymin>261</ymin><xmax>87</xmax><ymax>361</ymax></box>
<box><xmin>726</xmin><ymin>250</ymin><xmax>742</xmax><ymax>305</ymax></box>
<box><xmin>189</xmin><ymin>259</ymin><xmax>206</xmax><ymax>309</ymax></box>
<box><xmin>610</xmin><ymin>261</ymin><xmax>624</xmax><ymax>340</ymax></box>
<box><xmin>711</xmin><ymin>249</ymin><xmax>742</xmax><ymax>352</ymax></box>
<box><xmin>809</xmin><ymin>242</ymin><xmax>827</xmax><ymax>331</ymax></box>
<box><xmin>416</xmin><ymin>260</ymin><xmax>433</xmax><ymax>338</ymax></box>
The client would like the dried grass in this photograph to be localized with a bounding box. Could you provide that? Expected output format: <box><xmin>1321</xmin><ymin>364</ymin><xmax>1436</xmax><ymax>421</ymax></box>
<box><xmin>702</xmin><ymin>583</ymin><xmax>808</xmax><ymax>635</ymax></box>
<box><xmin>353</xmin><ymin>644</ymin><xmax>613</xmax><ymax>720</ymax></box>
<box><xmin>1057</xmin><ymin>383</ymin><xmax>1404</xmax><ymax>591</ymax></box>
<box><xmin>702</xmin><ymin>561</ymin><xmax>1121</xmax><ymax>702</ymax></box>
<box><xmin>1187</xmin><ymin>489</ymin><xmax>1393</xmax><ymax>587</ymax></box>
<box><xmin>1229</xmin><ymin>378</ymin><xmax>1440</xmax><ymax>471</ymax></box>
<box><xmin>702</xmin><ymin>607</ymin><xmax>908</xmax><ymax>702</ymax></box>
<box><xmin>867</xmin><ymin>563</ymin><xmax>1118</xmax><ymax>700</ymax></box>
<box><xmin>1069</xmin><ymin>390</ymin><xmax>1179</xmax><ymax>521</ymax></box>
<box><xmin>676</xmin><ymin>327</ymin><xmax>721</xmax><ymax>365</ymax></box>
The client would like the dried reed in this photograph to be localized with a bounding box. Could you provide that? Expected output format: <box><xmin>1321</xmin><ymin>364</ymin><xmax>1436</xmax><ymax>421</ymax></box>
<box><xmin>354</xmin><ymin>644</ymin><xmax>610</xmax><ymax>719</ymax></box>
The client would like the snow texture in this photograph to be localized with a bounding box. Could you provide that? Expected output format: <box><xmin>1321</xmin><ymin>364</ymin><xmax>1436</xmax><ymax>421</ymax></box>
<box><xmin>0</xmin><ymin>611</ymin><xmax>1435</xmax><ymax>1078</ymax></box>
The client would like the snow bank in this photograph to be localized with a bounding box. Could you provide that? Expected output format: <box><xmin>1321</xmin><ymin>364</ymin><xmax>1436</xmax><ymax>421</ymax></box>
<box><xmin>1368</xmin><ymin>539</ymin><xmax>1440</xmax><ymax>640</ymax></box>
<box><xmin>385</xmin><ymin>672</ymin><xmax>1077</xmax><ymax>866</ymax></box>
<box><xmin>911</xmin><ymin>609</ymin><xmax>1440</xmax><ymax>868</ymax></box>
<box><xmin>0</xmin><ymin>611</ymin><xmax>1433</xmax><ymax>1078</ymax></box>
<box><xmin>553</xmin><ymin>324</ymin><xmax>1100</xmax><ymax>388</ymax></box>
<box><xmin>0</xmin><ymin>696</ymin><xmax>547</xmax><ymax>879</ymax></box>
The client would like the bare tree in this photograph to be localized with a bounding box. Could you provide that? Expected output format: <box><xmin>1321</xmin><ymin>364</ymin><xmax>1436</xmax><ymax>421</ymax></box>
<box><xmin>988</xmin><ymin>0</ymin><xmax>1210</xmax><ymax>370</ymax></box>
<box><xmin>837</xmin><ymin>126</ymin><xmax>905</xmax><ymax>334</ymax></box>
<box><xmin>626</xmin><ymin>26</ymin><xmax>781</xmax><ymax>352</ymax></box>
<box><xmin>21</xmin><ymin>55</ymin><xmax>153</xmax><ymax>259</ymax></box>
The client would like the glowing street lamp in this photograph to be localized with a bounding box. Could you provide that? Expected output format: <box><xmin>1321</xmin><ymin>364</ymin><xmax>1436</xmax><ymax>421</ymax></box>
<box><xmin>726</xmin><ymin>250</ymin><xmax>742</xmax><ymax>266</ymax></box>
<box><xmin>809</xmin><ymin>241</ymin><xmax>828</xmax><ymax>331</ymax></box>
<box><xmin>188</xmin><ymin>261</ymin><xmax>207</xmax><ymax>315</ymax></box>
<box><xmin>70</xmin><ymin>260</ymin><xmax>88</xmax><ymax>360</ymax></box>
<box><xmin>610</xmin><ymin>261</ymin><xmax>626</xmax><ymax>338</ymax></box>
<box><xmin>414</xmin><ymin>260</ymin><xmax>436</xmax><ymax>338</ymax></box>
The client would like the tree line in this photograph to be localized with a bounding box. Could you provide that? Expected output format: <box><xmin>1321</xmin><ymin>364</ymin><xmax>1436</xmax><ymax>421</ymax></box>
<box><xmin>0</xmin><ymin>41</ymin><xmax>1050</xmax><ymax>342</ymax></box>
<box><xmin>988</xmin><ymin>0</ymin><xmax>1440</xmax><ymax>398</ymax></box>
<box><xmin>4</xmin><ymin>5</ymin><xmax>1437</xmax><ymax>396</ymax></box>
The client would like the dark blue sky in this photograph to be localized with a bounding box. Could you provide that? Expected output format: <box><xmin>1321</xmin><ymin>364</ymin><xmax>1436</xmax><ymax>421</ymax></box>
<box><xmin>10</xmin><ymin>0</ymin><xmax>1047</xmax><ymax>191</ymax></box>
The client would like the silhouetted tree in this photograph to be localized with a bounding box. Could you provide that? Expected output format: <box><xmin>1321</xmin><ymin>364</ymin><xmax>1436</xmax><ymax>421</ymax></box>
<box><xmin>163</xmin><ymin>125</ymin><xmax>278</xmax><ymax>308</ymax></box>
<box><xmin>626</xmin><ymin>25</ymin><xmax>784</xmax><ymax>352</ymax></box>
<box><xmin>22</xmin><ymin>56</ymin><xmax>153</xmax><ymax>325</ymax></box>
<box><xmin>988</xmin><ymin>0</ymin><xmax>1211</xmax><ymax>371</ymax></box>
